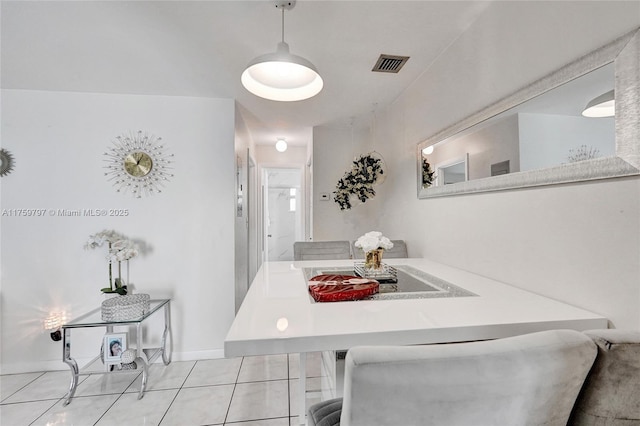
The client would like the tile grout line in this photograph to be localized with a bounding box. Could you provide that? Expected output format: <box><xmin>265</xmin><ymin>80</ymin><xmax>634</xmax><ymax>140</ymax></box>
<box><xmin>92</xmin><ymin>389</ymin><xmax>126</xmax><ymax>426</ymax></box>
<box><xmin>19</xmin><ymin>371</ymin><xmax>113</xmax><ymax>425</ymax></box>
<box><xmin>287</xmin><ymin>353</ymin><xmax>293</xmax><ymax>424</ymax></box>
<box><xmin>0</xmin><ymin>371</ymin><xmax>47</xmax><ymax>404</ymax></box>
<box><xmin>222</xmin><ymin>356</ymin><xmax>244</xmax><ymax>425</ymax></box>
<box><xmin>28</xmin><ymin>397</ymin><xmax>62</xmax><ymax>426</ymax></box>
<box><xmin>157</xmin><ymin>360</ymin><xmax>199</xmax><ymax>426</ymax></box>
<box><xmin>94</xmin><ymin>368</ymin><xmax>146</xmax><ymax>425</ymax></box>
<box><xmin>3</xmin><ymin>356</ymin><xmax>304</xmax><ymax>426</ymax></box>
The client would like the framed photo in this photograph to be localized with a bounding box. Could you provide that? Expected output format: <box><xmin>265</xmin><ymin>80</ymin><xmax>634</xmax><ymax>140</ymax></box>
<box><xmin>103</xmin><ymin>333</ymin><xmax>127</xmax><ymax>364</ymax></box>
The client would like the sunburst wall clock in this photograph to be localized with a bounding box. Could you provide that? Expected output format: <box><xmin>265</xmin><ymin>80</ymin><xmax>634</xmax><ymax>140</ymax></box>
<box><xmin>104</xmin><ymin>131</ymin><xmax>174</xmax><ymax>198</ymax></box>
<box><xmin>0</xmin><ymin>148</ymin><xmax>15</xmax><ymax>177</ymax></box>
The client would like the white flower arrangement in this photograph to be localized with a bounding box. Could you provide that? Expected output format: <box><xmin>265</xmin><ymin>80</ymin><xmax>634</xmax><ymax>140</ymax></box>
<box><xmin>85</xmin><ymin>229</ymin><xmax>141</xmax><ymax>295</ymax></box>
<box><xmin>354</xmin><ymin>231</ymin><xmax>394</xmax><ymax>253</ymax></box>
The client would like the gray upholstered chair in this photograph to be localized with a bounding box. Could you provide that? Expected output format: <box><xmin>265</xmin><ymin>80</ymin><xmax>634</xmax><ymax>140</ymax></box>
<box><xmin>308</xmin><ymin>330</ymin><xmax>597</xmax><ymax>426</ymax></box>
<box><xmin>351</xmin><ymin>240</ymin><xmax>408</xmax><ymax>259</ymax></box>
<box><xmin>293</xmin><ymin>241</ymin><xmax>352</xmax><ymax>260</ymax></box>
<box><xmin>569</xmin><ymin>329</ymin><xmax>640</xmax><ymax>425</ymax></box>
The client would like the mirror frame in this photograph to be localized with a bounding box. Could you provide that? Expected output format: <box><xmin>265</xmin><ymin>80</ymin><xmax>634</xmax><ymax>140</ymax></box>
<box><xmin>418</xmin><ymin>28</ymin><xmax>640</xmax><ymax>199</ymax></box>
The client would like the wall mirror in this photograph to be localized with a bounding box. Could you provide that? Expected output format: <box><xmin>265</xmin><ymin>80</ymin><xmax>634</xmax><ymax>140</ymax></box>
<box><xmin>418</xmin><ymin>28</ymin><xmax>639</xmax><ymax>198</ymax></box>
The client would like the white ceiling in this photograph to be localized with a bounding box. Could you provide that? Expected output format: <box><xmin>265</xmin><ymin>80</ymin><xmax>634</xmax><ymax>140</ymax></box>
<box><xmin>1</xmin><ymin>0</ymin><xmax>492</xmax><ymax>147</ymax></box>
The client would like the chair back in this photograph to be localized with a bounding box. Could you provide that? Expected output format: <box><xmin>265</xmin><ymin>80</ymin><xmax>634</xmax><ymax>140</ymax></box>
<box><xmin>339</xmin><ymin>330</ymin><xmax>597</xmax><ymax>426</ymax></box>
<box><xmin>294</xmin><ymin>241</ymin><xmax>352</xmax><ymax>260</ymax></box>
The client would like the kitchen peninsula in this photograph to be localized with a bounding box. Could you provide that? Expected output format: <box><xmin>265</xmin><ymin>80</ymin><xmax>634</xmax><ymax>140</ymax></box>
<box><xmin>225</xmin><ymin>258</ymin><xmax>607</xmax><ymax>421</ymax></box>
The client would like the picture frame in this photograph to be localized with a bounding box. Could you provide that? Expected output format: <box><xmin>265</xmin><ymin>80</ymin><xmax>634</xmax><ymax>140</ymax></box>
<box><xmin>103</xmin><ymin>332</ymin><xmax>127</xmax><ymax>364</ymax></box>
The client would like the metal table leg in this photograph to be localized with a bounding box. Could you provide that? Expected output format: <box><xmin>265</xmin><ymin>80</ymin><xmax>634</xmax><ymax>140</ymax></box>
<box><xmin>162</xmin><ymin>302</ymin><xmax>172</xmax><ymax>365</ymax></box>
<box><xmin>136</xmin><ymin>356</ymin><xmax>149</xmax><ymax>400</ymax></box>
<box><xmin>62</xmin><ymin>328</ymin><xmax>79</xmax><ymax>406</ymax></box>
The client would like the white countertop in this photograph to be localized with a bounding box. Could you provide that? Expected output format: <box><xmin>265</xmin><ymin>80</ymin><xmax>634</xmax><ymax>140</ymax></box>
<box><xmin>224</xmin><ymin>258</ymin><xmax>607</xmax><ymax>357</ymax></box>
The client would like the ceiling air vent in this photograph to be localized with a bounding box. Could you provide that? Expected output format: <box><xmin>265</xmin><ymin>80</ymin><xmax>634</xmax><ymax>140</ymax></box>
<box><xmin>372</xmin><ymin>54</ymin><xmax>410</xmax><ymax>73</ymax></box>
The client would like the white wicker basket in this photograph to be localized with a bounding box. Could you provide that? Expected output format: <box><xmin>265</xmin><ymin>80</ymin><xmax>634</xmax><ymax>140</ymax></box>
<box><xmin>101</xmin><ymin>294</ymin><xmax>150</xmax><ymax>321</ymax></box>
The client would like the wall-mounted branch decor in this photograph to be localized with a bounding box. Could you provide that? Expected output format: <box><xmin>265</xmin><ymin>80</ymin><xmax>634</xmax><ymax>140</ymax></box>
<box><xmin>104</xmin><ymin>131</ymin><xmax>174</xmax><ymax>198</ymax></box>
<box><xmin>421</xmin><ymin>155</ymin><xmax>435</xmax><ymax>188</ymax></box>
<box><xmin>333</xmin><ymin>152</ymin><xmax>385</xmax><ymax>210</ymax></box>
<box><xmin>567</xmin><ymin>145</ymin><xmax>601</xmax><ymax>163</ymax></box>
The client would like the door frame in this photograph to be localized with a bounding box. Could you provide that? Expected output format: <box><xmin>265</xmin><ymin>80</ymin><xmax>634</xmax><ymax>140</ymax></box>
<box><xmin>258</xmin><ymin>163</ymin><xmax>307</xmax><ymax>265</ymax></box>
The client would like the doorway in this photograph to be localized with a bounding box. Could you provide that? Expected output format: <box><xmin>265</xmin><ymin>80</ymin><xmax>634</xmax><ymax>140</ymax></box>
<box><xmin>262</xmin><ymin>167</ymin><xmax>304</xmax><ymax>262</ymax></box>
<box><xmin>436</xmin><ymin>154</ymin><xmax>469</xmax><ymax>186</ymax></box>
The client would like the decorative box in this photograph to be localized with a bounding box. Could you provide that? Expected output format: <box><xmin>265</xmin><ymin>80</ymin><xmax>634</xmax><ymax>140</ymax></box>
<box><xmin>101</xmin><ymin>293</ymin><xmax>151</xmax><ymax>321</ymax></box>
<box><xmin>308</xmin><ymin>274</ymin><xmax>379</xmax><ymax>302</ymax></box>
<box><xmin>354</xmin><ymin>262</ymin><xmax>398</xmax><ymax>283</ymax></box>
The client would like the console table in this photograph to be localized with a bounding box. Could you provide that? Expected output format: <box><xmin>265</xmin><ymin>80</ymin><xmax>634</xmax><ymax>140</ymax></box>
<box><xmin>61</xmin><ymin>298</ymin><xmax>172</xmax><ymax>405</ymax></box>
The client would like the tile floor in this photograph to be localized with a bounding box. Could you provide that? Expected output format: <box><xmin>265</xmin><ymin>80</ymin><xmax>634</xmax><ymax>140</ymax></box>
<box><xmin>0</xmin><ymin>353</ymin><xmax>325</xmax><ymax>426</ymax></box>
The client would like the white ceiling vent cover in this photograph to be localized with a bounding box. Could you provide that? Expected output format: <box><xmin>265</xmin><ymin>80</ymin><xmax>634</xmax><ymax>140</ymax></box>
<box><xmin>372</xmin><ymin>54</ymin><xmax>410</xmax><ymax>73</ymax></box>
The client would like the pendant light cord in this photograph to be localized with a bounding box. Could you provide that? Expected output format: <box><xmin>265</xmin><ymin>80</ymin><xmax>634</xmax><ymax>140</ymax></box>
<box><xmin>371</xmin><ymin>104</ymin><xmax>377</xmax><ymax>152</ymax></box>
<box><xmin>350</xmin><ymin>117</ymin><xmax>355</xmax><ymax>159</ymax></box>
<box><xmin>281</xmin><ymin>7</ymin><xmax>285</xmax><ymax>43</ymax></box>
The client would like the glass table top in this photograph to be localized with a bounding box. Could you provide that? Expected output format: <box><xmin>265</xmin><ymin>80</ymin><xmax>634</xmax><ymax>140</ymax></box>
<box><xmin>303</xmin><ymin>265</ymin><xmax>477</xmax><ymax>301</ymax></box>
<box><xmin>63</xmin><ymin>299</ymin><xmax>169</xmax><ymax>328</ymax></box>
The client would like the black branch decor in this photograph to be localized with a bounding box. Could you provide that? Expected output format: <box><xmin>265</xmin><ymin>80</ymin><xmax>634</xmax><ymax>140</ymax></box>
<box><xmin>333</xmin><ymin>153</ymin><xmax>385</xmax><ymax>210</ymax></box>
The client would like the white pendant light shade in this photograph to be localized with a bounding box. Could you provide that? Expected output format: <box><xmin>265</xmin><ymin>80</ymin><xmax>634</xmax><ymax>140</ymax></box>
<box><xmin>242</xmin><ymin>42</ymin><xmax>323</xmax><ymax>102</ymax></box>
<box><xmin>582</xmin><ymin>90</ymin><xmax>615</xmax><ymax>117</ymax></box>
<box><xmin>242</xmin><ymin>1</ymin><xmax>323</xmax><ymax>102</ymax></box>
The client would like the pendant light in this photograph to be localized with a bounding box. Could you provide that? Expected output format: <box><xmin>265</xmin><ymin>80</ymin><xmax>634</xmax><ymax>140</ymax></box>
<box><xmin>241</xmin><ymin>1</ymin><xmax>323</xmax><ymax>102</ymax></box>
<box><xmin>582</xmin><ymin>90</ymin><xmax>615</xmax><ymax>118</ymax></box>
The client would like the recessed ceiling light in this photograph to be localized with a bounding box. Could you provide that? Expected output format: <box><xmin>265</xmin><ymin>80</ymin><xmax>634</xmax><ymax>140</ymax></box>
<box><xmin>276</xmin><ymin>139</ymin><xmax>288</xmax><ymax>152</ymax></box>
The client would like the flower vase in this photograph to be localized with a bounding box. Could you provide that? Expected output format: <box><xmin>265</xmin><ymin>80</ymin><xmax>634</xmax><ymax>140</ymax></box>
<box><xmin>364</xmin><ymin>248</ymin><xmax>384</xmax><ymax>271</ymax></box>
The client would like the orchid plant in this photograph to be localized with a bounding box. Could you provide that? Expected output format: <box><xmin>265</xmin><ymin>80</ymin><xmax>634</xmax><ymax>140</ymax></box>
<box><xmin>85</xmin><ymin>229</ymin><xmax>139</xmax><ymax>295</ymax></box>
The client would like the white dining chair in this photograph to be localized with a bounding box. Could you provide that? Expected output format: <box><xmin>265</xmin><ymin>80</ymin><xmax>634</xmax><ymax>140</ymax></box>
<box><xmin>294</xmin><ymin>241</ymin><xmax>352</xmax><ymax>260</ymax></box>
<box><xmin>308</xmin><ymin>329</ymin><xmax>597</xmax><ymax>426</ymax></box>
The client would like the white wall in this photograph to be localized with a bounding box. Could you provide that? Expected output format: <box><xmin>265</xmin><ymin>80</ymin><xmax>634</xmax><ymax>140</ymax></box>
<box><xmin>1</xmin><ymin>90</ymin><xmax>236</xmax><ymax>373</ymax></box>
<box><xmin>313</xmin><ymin>124</ymin><xmax>386</xmax><ymax>242</ymax></box>
<box><xmin>314</xmin><ymin>1</ymin><xmax>640</xmax><ymax>329</ymax></box>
